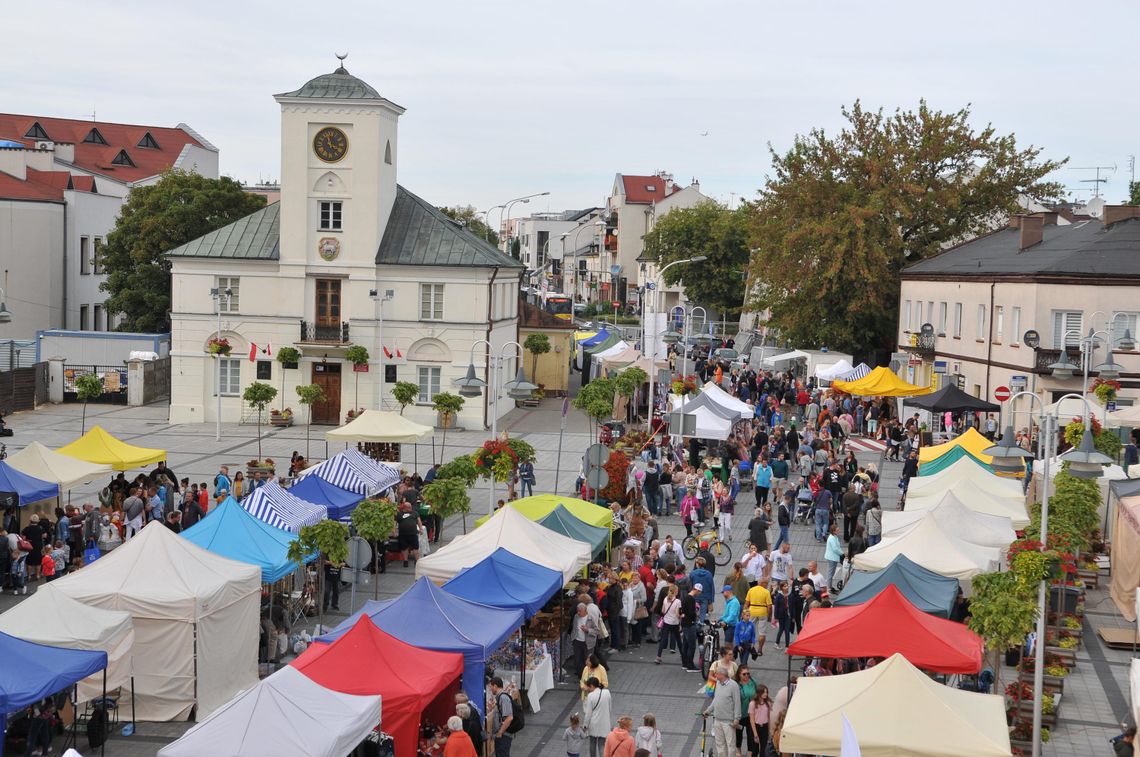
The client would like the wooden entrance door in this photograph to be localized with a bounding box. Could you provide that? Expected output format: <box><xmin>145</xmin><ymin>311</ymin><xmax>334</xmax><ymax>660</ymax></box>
<box><xmin>311</xmin><ymin>363</ymin><xmax>342</xmax><ymax>424</ymax></box>
<box><xmin>315</xmin><ymin>279</ymin><xmax>341</xmax><ymax>342</ymax></box>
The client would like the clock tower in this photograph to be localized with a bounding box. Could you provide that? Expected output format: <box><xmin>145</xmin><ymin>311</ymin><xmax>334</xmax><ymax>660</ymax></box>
<box><xmin>274</xmin><ymin>57</ymin><xmax>404</xmax><ymax>268</ymax></box>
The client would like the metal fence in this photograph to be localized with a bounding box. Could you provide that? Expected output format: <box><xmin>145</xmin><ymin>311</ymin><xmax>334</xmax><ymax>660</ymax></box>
<box><xmin>0</xmin><ymin>340</ymin><xmax>36</xmax><ymax>372</ymax></box>
<box><xmin>62</xmin><ymin>364</ymin><xmax>129</xmax><ymax>405</ymax></box>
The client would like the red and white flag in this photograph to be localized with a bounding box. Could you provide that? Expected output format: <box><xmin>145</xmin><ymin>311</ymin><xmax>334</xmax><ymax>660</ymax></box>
<box><xmin>263</xmin><ymin>342</ymin><xmax>272</xmax><ymax>357</ymax></box>
<box><xmin>383</xmin><ymin>346</ymin><xmax>392</xmax><ymax>358</ymax></box>
<box><xmin>249</xmin><ymin>342</ymin><xmax>258</xmax><ymax>362</ymax></box>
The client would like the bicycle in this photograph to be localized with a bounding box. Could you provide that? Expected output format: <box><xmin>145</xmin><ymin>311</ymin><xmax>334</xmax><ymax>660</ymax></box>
<box><xmin>695</xmin><ymin>713</ymin><xmax>714</xmax><ymax>756</ymax></box>
<box><xmin>682</xmin><ymin>529</ymin><xmax>733</xmax><ymax>566</ymax></box>
<box><xmin>697</xmin><ymin>620</ymin><xmax>722</xmax><ymax>679</ymax></box>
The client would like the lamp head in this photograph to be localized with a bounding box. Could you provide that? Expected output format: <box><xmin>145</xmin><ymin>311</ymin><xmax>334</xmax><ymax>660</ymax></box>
<box><xmin>1048</xmin><ymin>357</ymin><xmax>1079</xmax><ymax>380</ymax></box>
<box><xmin>983</xmin><ymin>425</ymin><xmax>1031</xmax><ymax>473</ymax></box>
<box><xmin>1059</xmin><ymin>426</ymin><xmax>1112</xmax><ymax>479</ymax></box>
<box><xmin>661</xmin><ymin>330</ymin><xmax>682</xmax><ymax>345</ymax></box>
<box><xmin>1095</xmin><ymin>357</ymin><xmax>1121</xmax><ymax>381</ymax></box>
<box><xmin>690</xmin><ymin>255</ymin><xmax>709</xmax><ymax>263</ymax></box>
<box><xmin>0</xmin><ymin>295</ymin><xmax>10</xmax><ymax>323</ymax></box>
<box><xmin>453</xmin><ymin>363</ymin><xmax>486</xmax><ymax>397</ymax></box>
<box><xmin>1120</xmin><ymin>329</ymin><xmax>1136</xmax><ymax>352</ymax></box>
<box><xmin>505</xmin><ymin>366</ymin><xmax>538</xmax><ymax>399</ymax></box>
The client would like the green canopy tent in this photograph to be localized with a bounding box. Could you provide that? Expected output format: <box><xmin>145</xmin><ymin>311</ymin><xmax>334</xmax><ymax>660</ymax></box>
<box><xmin>539</xmin><ymin>504</ymin><xmax>610</xmax><ymax>557</ymax></box>
<box><xmin>918</xmin><ymin>444</ymin><xmax>997</xmax><ymax>476</ymax></box>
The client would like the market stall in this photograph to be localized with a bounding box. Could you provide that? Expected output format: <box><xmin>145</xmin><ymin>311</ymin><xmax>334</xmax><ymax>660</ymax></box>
<box><xmin>158</xmin><ymin>665</ymin><xmax>381</xmax><ymax>757</ymax></box>
<box><xmin>918</xmin><ymin>427</ymin><xmax>996</xmax><ymax>465</ymax></box>
<box><xmin>0</xmin><ymin>461</ymin><xmax>58</xmax><ymax>508</ymax></box>
<box><xmin>5</xmin><ymin>441</ymin><xmax>111</xmax><ymax>492</ymax></box>
<box><xmin>181</xmin><ymin>496</ymin><xmax>316</xmax><ymax>583</ymax></box>
<box><xmin>484</xmin><ymin>493</ymin><xmax>613</xmax><ymax>531</ymax></box>
<box><xmin>318</xmin><ymin>577</ymin><xmax>524</xmax><ymax>714</ymax></box>
<box><xmin>666</xmin><ymin>397</ymin><xmax>733</xmax><ymax>440</ymax></box>
<box><xmin>833</xmin><ymin>554</ymin><xmax>959</xmax><ymax>618</ymax></box>
<box><xmin>55</xmin><ymin>426</ymin><xmax>166</xmax><ymax>471</ymax></box>
<box><xmin>917</xmin><ymin>444</ymin><xmax>996</xmax><ymax>476</ymax></box>
<box><xmin>852</xmin><ymin>516</ymin><xmax>1002</xmax><ymax>595</ymax></box>
<box><xmin>324</xmin><ymin>409</ymin><xmax>433</xmax><ymax>464</ymax></box>
<box><xmin>908</xmin><ymin>453</ymin><xmax>1024</xmax><ymax>498</ymax></box>
<box><xmin>295</xmin><ymin>448</ymin><xmax>401</xmax><ymax>496</ymax></box>
<box><xmin>789</xmin><ymin>585</ymin><xmax>983</xmax><ymax>674</ymax></box>
<box><xmin>429</xmin><ymin>507</ymin><xmax>592</xmax><ymax>584</ymax></box>
<box><xmin>1110</xmin><ymin>496</ymin><xmax>1140</xmax><ymax>622</ymax></box>
<box><xmin>0</xmin><ymin>583</ymin><xmax>133</xmax><ymax>703</ymax></box>
<box><xmin>52</xmin><ymin>521</ymin><xmax>261</xmax><ymax>721</ymax></box>
<box><xmin>832</xmin><ymin>366</ymin><xmax>932</xmax><ymax>397</ymax></box>
<box><xmin>781</xmin><ymin>653</ymin><xmax>1011</xmax><ymax>757</ymax></box>
<box><xmin>293</xmin><ymin>616</ymin><xmax>462</xmax><ymax>757</ymax></box>
<box><xmin>881</xmin><ymin>493</ymin><xmax>1017</xmax><ymax>549</ymax></box>
<box><xmin>814</xmin><ymin>359</ymin><xmax>855</xmax><ymax>381</ymax></box>
<box><xmin>0</xmin><ymin>631</ymin><xmax>107</xmax><ymax>756</ymax></box>
<box><xmin>904</xmin><ymin>485</ymin><xmax>1029</xmax><ymax>529</ymax></box>
<box><xmin>288</xmin><ymin>473</ymin><xmax>362</xmax><ymax>520</ymax></box>
<box><xmin>699</xmin><ymin>381</ymin><xmax>754</xmax><ymax>420</ymax></box>
<box><xmin>240</xmin><ymin>479</ymin><xmax>327</xmax><ymax>531</ymax></box>
<box><xmin>538</xmin><ymin>505</ymin><xmax>610</xmax><ymax>557</ymax></box>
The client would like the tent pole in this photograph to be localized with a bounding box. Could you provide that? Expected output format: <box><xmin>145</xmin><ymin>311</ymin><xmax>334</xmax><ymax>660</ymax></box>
<box><xmin>519</xmin><ymin>625</ymin><xmax>526</xmax><ymax>696</ymax></box>
<box><xmin>268</xmin><ymin>583</ymin><xmax>274</xmax><ymax>670</ymax></box>
<box><xmin>101</xmin><ymin>668</ymin><xmax>106</xmax><ymax>757</ymax></box>
<box><xmin>131</xmin><ymin>676</ymin><xmax>135</xmax><ymax>730</ymax></box>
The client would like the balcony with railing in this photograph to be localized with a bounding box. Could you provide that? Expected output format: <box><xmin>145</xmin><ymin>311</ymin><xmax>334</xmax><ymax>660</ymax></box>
<box><xmin>299</xmin><ymin>320</ymin><xmax>350</xmax><ymax>345</ymax></box>
<box><xmin>902</xmin><ymin>332</ymin><xmax>936</xmax><ymax>355</ymax></box>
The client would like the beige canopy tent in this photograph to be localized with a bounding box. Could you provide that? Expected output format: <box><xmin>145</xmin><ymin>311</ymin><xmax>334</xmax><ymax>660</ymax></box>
<box><xmin>904</xmin><ymin>485</ymin><xmax>1029</xmax><ymax>529</ymax></box>
<box><xmin>781</xmin><ymin>653</ymin><xmax>1011</xmax><ymax>757</ymax></box>
<box><xmin>881</xmin><ymin>493</ymin><xmax>1016</xmax><ymax>549</ymax></box>
<box><xmin>324</xmin><ymin>409</ymin><xmax>433</xmax><ymax>444</ymax></box>
<box><xmin>6</xmin><ymin>441</ymin><xmax>112</xmax><ymax>491</ymax></box>
<box><xmin>852</xmin><ymin>516</ymin><xmax>1002</xmax><ymax>595</ymax></box>
<box><xmin>1107</xmin><ymin>404</ymin><xmax>1140</xmax><ymax>429</ymax></box>
<box><xmin>0</xmin><ymin>582</ymin><xmax>134</xmax><ymax>702</ymax></box>
<box><xmin>905</xmin><ymin>455</ymin><xmax>1024</xmax><ymax>501</ymax></box>
<box><xmin>1111</xmin><ymin>496</ymin><xmax>1140</xmax><ymax>622</ymax></box>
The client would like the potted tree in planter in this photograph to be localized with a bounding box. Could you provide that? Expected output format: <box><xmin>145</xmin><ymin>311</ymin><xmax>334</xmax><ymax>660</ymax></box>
<box><xmin>287</xmin><ymin>519</ymin><xmax>349</xmax><ymax>635</ymax></box>
<box><xmin>296</xmin><ymin>383</ymin><xmax>326</xmax><ymax>460</ymax></box>
<box><xmin>275</xmin><ymin>346</ymin><xmax>301</xmax><ymax>409</ymax></box>
<box><xmin>270</xmin><ymin>407</ymin><xmax>294</xmax><ymax>427</ymax></box>
<box><xmin>431</xmin><ymin>392</ymin><xmax>464</xmax><ymax>462</ymax></box>
<box><xmin>242</xmin><ymin>381</ymin><xmax>278</xmax><ymax>464</ymax></box>
<box><xmin>423</xmin><ymin>475</ymin><xmax>471</xmax><ymax>536</ymax></box>
<box><xmin>75</xmin><ymin>373</ymin><xmax>104</xmax><ymax>434</ymax></box>
<box><xmin>344</xmin><ymin>345</ymin><xmax>370</xmax><ymax>413</ymax></box>
<box><xmin>350</xmin><ymin>497</ymin><xmax>396</xmax><ymax>601</ymax></box>
<box><xmin>391</xmin><ymin>381</ymin><xmax>418</xmax><ymax>416</ymax></box>
<box><xmin>967</xmin><ymin>571</ymin><xmax>1037</xmax><ymax>688</ymax></box>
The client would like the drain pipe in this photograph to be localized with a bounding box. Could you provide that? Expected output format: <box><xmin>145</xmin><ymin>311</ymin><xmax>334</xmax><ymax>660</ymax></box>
<box><xmin>484</xmin><ymin>266</ymin><xmax>500</xmax><ymax>430</ymax></box>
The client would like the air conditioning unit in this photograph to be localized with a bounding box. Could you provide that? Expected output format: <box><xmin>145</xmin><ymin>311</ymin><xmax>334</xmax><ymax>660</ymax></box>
<box><xmin>35</xmin><ymin>141</ymin><xmax>54</xmax><ymax>151</ymax></box>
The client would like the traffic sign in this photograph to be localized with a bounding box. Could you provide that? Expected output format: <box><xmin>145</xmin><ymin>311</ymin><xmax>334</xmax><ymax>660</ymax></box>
<box><xmin>994</xmin><ymin>385</ymin><xmax>1011</xmax><ymax>402</ymax></box>
<box><xmin>345</xmin><ymin>536</ymin><xmax>372</xmax><ymax>569</ymax></box>
<box><xmin>586</xmin><ymin>469</ymin><xmax>610</xmax><ymax>491</ymax></box>
<box><xmin>585</xmin><ymin>444</ymin><xmax>611</xmax><ymax>469</ymax></box>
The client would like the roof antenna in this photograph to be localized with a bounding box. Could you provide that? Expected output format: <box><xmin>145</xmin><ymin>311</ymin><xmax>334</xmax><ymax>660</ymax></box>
<box><xmin>335</xmin><ymin>52</ymin><xmax>348</xmax><ymax>74</ymax></box>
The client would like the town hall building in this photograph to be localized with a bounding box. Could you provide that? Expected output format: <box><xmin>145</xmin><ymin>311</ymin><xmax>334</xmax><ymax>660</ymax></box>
<box><xmin>167</xmin><ymin>60</ymin><xmax>523</xmax><ymax>429</ymax></box>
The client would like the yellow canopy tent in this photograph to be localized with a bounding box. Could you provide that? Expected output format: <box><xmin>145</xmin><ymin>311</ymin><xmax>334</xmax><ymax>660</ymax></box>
<box><xmin>57</xmin><ymin>426</ymin><xmax>166</xmax><ymax>472</ymax></box>
<box><xmin>918</xmin><ymin>427</ymin><xmax>994</xmax><ymax>465</ymax></box>
<box><xmin>832</xmin><ymin>366</ymin><xmax>932</xmax><ymax>397</ymax></box>
<box><xmin>474</xmin><ymin>493</ymin><xmax>613</xmax><ymax>531</ymax></box>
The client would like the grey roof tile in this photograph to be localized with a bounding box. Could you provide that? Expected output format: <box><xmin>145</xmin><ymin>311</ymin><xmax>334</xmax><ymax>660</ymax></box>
<box><xmin>165</xmin><ymin>202</ymin><xmax>280</xmax><ymax>260</ymax></box>
<box><xmin>275</xmin><ymin>67</ymin><xmax>392</xmax><ymax>103</ymax></box>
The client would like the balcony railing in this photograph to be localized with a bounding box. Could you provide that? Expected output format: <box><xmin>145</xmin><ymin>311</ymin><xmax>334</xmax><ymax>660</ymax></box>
<box><xmin>902</xmin><ymin>332</ymin><xmax>936</xmax><ymax>355</ymax></box>
<box><xmin>299</xmin><ymin>320</ymin><xmax>350</xmax><ymax>344</ymax></box>
<box><xmin>1034</xmin><ymin>346</ymin><xmax>1081</xmax><ymax>374</ymax></box>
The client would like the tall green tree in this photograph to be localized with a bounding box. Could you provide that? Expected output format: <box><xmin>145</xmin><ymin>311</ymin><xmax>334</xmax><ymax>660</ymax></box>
<box><xmin>643</xmin><ymin>202</ymin><xmax>751</xmax><ymax>316</ymax></box>
<box><xmin>748</xmin><ymin>101</ymin><xmax>1064</xmax><ymax>355</ymax></box>
<box><xmin>242</xmin><ymin>381</ymin><xmax>278</xmax><ymax>462</ymax></box>
<box><xmin>99</xmin><ymin>171</ymin><xmax>266</xmax><ymax>332</ymax></box>
<box><xmin>75</xmin><ymin>373</ymin><xmax>104</xmax><ymax>434</ymax></box>
<box><xmin>439</xmin><ymin>205</ymin><xmax>499</xmax><ymax>246</ymax></box>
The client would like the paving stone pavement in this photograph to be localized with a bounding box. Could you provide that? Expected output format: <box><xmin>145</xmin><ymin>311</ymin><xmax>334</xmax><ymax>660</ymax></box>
<box><xmin>0</xmin><ymin>400</ymin><xmax>1133</xmax><ymax>755</ymax></box>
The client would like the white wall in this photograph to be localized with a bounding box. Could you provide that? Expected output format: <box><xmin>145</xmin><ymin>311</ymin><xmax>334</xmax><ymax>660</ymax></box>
<box><xmin>66</xmin><ymin>189</ymin><xmax>122</xmax><ymax>330</ymax></box>
<box><xmin>0</xmin><ymin>199</ymin><xmax>65</xmax><ymax>339</ymax></box>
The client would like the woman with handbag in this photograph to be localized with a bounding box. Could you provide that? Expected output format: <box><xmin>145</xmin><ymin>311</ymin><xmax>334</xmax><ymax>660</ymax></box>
<box><xmin>654</xmin><ymin>585</ymin><xmax>682</xmax><ymax>664</ymax></box>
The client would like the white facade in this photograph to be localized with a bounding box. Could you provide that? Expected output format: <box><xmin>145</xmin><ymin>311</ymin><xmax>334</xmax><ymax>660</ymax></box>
<box><xmin>0</xmin><ymin>197</ymin><xmax>64</xmax><ymax>339</ymax></box>
<box><xmin>637</xmin><ymin>183</ymin><xmax>710</xmax><ymax>315</ymax></box>
<box><xmin>168</xmin><ymin>65</ymin><xmax>522</xmax><ymax>430</ymax></box>
<box><xmin>67</xmin><ymin>188</ymin><xmax>123</xmax><ymax>331</ymax></box>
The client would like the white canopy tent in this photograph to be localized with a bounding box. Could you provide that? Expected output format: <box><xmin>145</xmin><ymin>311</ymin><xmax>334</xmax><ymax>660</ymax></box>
<box><xmin>852</xmin><ymin>516</ymin><xmax>1002</xmax><ymax>595</ymax></box>
<box><xmin>781</xmin><ymin>653</ymin><xmax>1011</xmax><ymax>757</ymax></box>
<box><xmin>0</xmin><ymin>582</ymin><xmax>134</xmax><ymax>702</ymax></box>
<box><xmin>52</xmin><ymin>521</ymin><xmax>261</xmax><ymax>721</ymax></box>
<box><xmin>158</xmin><ymin>665</ymin><xmax>381</xmax><ymax>757</ymax></box>
<box><xmin>1107</xmin><ymin>404</ymin><xmax>1140</xmax><ymax>429</ymax></box>
<box><xmin>416</xmin><ymin>505</ymin><xmax>590</xmax><ymax>584</ymax></box>
<box><xmin>325</xmin><ymin>410</ymin><xmax>433</xmax><ymax>444</ymax></box>
<box><xmin>815</xmin><ymin>359</ymin><xmax>854</xmax><ymax>381</ymax></box>
<box><xmin>904</xmin><ymin>485</ymin><xmax>1029</xmax><ymax>529</ymax></box>
<box><xmin>699</xmin><ymin>381</ymin><xmax>754</xmax><ymax>420</ymax></box>
<box><xmin>908</xmin><ymin>455</ymin><xmax>1025</xmax><ymax>500</ymax></box>
<box><xmin>881</xmin><ymin>493</ymin><xmax>1016</xmax><ymax>549</ymax></box>
<box><xmin>761</xmin><ymin>349</ymin><xmax>809</xmax><ymax>367</ymax></box>
<box><xmin>5</xmin><ymin>441</ymin><xmax>112</xmax><ymax>491</ymax></box>
<box><xmin>668</xmin><ymin>395</ymin><xmax>733</xmax><ymax>439</ymax></box>
<box><xmin>1045</xmin><ymin>395</ymin><xmax>1106</xmax><ymax>419</ymax></box>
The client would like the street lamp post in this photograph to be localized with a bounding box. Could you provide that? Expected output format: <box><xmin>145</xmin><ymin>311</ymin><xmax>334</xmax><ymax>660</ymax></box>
<box><xmin>369</xmin><ymin>288</ymin><xmax>393</xmax><ymax>410</ymax></box>
<box><xmin>985</xmin><ymin>392</ymin><xmax>1109</xmax><ymax>757</ymax></box>
<box><xmin>498</xmin><ymin>192</ymin><xmax>551</xmax><ymax>255</ymax></box>
<box><xmin>210</xmin><ymin>286</ymin><xmax>232</xmax><ymax>442</ymax></box>
<box><xmin>645</xmin><ymin>256</ymin><xmax>707</xmax><ymax>429</ymax></box>
<box><xmin>454</xmin><ymin>340</ymin><xmax>537</xmax><ymax>514</ymax></box>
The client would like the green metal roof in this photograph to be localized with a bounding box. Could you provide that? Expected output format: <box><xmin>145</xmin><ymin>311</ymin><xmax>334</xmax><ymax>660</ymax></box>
<box><xmin>377</xmin><ymin>185</ymin><xmax>523</xmax><ymax>268</ymax></box>
<box><xmin>275</xmin><ymin>66</ymin><xmax>394</xmax><ymax>103</ymax></box>
<box><xmin>165</xmin><ymin>202</ymin><xmax>280</xmax><ymax>260</ymax></box>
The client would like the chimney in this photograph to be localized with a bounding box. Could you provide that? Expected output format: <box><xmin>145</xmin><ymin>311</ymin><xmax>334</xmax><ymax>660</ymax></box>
<box><xmin>1102</xmin><ymin>204</ymin><xmax>1140</xmax><ymax>227</ymax></box>
<box><xmin>692</xmin><ymin>178</ymin><xmax>700</xmax><ymax>192</ymax></box>
<box><xmin>1037</xmin><ymin>211</ymin><xmax>1058</xmax><ymax>226</ymax></box>
<box><xmin>1019</xmin><ymin>214</ymin><xmax>1044</xmax><ymax>250</ymax></box>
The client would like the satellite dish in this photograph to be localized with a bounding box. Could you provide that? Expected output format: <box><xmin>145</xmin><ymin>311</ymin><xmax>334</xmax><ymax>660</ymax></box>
<box><xmin>1023</xmin><ymin>329</ymin><xmax>1040</xmax><ymax>349</ymax></box>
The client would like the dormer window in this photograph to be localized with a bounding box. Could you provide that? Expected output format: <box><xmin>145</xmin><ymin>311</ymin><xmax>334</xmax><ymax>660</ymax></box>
<box><xmin>110</xmin><ymin>149</ymin><xmax>135</xmax><ymax>167</ymax></box>
<box><xmin>83</xmin><ymin>128</ymin><xmax>107</xmax><ymax>145</ymax></box>
<box><xmin>137</xmin><ymin>132</ymin><xmax>160</xmax><ymax>149</ymax></box>
<box><xmin>24</xmin><ymin>122</ymin><xmax>50</xmax><ymax>140</ymax></box>
<box><xmin>645</xmin><ymin>184</ymin><xmax>657</xmax><ymax>192</ymax></box>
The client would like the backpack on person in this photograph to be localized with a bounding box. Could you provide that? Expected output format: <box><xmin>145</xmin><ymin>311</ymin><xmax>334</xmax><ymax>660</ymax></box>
<box><xmin>498</xmin><ymin>690</ymin><xmax>525</xmax><ymax>733</ymax></box>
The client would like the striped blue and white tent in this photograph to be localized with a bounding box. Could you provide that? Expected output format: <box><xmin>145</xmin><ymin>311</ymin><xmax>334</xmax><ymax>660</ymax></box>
<box><xmin>840</xmin><ymin>362</ymin><xmax>872</xmax><ymax>382</ymax></box>
<box><xmin>295</xmin><ymin>448</ymin><xmax>401</xmax><ymax>497</ymax></box>
<box><xmin>240</xmin><ymin>479</ymin><xmax>327</xmax><ymax>532</ymax></box>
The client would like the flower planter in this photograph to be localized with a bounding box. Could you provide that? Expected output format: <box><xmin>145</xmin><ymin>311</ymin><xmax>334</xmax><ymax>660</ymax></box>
<box><xmin>1019</xmin><ymin>670</ymin><xmax>1065</xmax><ymax>695</ymax></box>
<box><xmin>1010</xmin><ymin>739</ymin><xmax>1032</xmax><ymax>755</ymax></box>
<box><xmin>1049</xmin><ymin>585</ymin><xmax>1083</xmax><ymax>614</ymax></box>
<box><xmin>280</xmin><ymin>360</ymin><xmax>299</xmax><ymax>370</ymax></box>
<box><xmin>1016</xmin><ymin>694</ymin><xmax>1059</xmax><ymax>727</ymax></box>
<box><xmin>1045</xmin><ymin>646</ymin><xmax>1077</xmax><ymax>668</ymax></box>
<box><xmin>269</xmin><ymin>416</ymin><xmax>293</xmax><ymax>428</ymax></box>
<box><xmin>1077</xmin><ymin>568</ymin><xmax>1099</xmax><ymax>588</ymax></box>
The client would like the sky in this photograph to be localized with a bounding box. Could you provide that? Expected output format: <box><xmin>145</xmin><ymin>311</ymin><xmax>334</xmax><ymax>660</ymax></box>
<box><xmin>6</xmin><ymin>1</ymin><xmax>1140</xmax><ymax>216</ymax></box>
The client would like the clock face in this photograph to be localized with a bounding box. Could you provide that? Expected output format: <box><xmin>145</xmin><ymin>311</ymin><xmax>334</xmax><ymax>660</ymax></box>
<box><xmin>313</xmin><ymin>127</ymin><xmax>348</xmax><ymax>163</ymax></box>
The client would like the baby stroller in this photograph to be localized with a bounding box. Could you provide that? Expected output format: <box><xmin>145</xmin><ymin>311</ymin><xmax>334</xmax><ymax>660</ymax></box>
<box><xmin>794</xmin><ymin>485</ymin><xmax>814</xmax><ymax>524</ymax></box>
<box><xmin>737</xmin><ymin>459</ymin><xmax>754</xmax><ymax>491</ymax></box>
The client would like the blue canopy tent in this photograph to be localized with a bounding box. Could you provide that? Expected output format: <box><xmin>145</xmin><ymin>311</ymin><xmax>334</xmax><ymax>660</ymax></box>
<box><xmin>538</xmin><ymin>505</ymin><xmax>610</xmax><ymax>557</ymax></box>
<box><xmin>295</xmin><ymin>449</ymin><xmax>401</xmax><ymax>497</ymax></box>
<box><xmin>0</xmin><ymin>461</ymin><xmax>59</xmax><ymax>507</ymax></box>
<box><xmin>288</xmin><ymin>474</ymin><xmax>362</xmax><ymax>520</ymax></box>
<box><xmin>578</xmin><ymin>329</ymin><xmax>610</xmax><ymax>347</ymax></box>
<box><xmin>442</xmin><ymin>548</ymin><xmax>561</xmax><ymax>618</ymax></box>
<box><xmin>318</xmin><ymin>577</ymin><xmax>524</xmax><ymax>712</ymax></box>
<box><xmin>832</xmin><ymin>554</ymin><xmax>960</xmax><ymax>618</ymax></box>
<box><xmin>181</xmin><ymin>497</ymin><xmax>315</xmax><ymax>583</ymax></box>
<box><xmin>0</xmin><ymin>630</ymin><xmax>107</xmax><ymax>756</ymax></box>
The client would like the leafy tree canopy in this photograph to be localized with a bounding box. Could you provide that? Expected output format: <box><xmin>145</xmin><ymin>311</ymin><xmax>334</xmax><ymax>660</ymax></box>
<box><xmin>748</xmin><ymin>100</ymin><xmax>1065</xmax><ymax>355</ymax></box>
<box><xmin>439</xmin><ymin>205</ymin><xmax>499</xmax><ymax>246</ymax></box>
<box><xmin>100</xmin><ymin>170</ymin><xmax>266</xmax><ymax>332</ymax></box>
<box><xmin>643</xmin><ymin>201</ymin><xmax>751</xmax><ymax>316</ymax></box>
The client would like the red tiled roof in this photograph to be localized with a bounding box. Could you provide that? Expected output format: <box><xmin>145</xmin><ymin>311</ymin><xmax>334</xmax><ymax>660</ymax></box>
<box><xmin>0</xmin><ymin>114</ymin><xmax>207</xmax><ymax>183</ymax></box>
<box><xmin>621</xmin><ymin>174</ymin><xmax>667</xmax><ymax>204</ymax></box>
<box><xmin>70</xmin><ymin>175</ymin><xmax>96</xmax><ymax>192</ymax></box>
<box><xmin>26</xmin><ymin>168</ymin><xmax>72</xmax><ymax>190</ymax></box>
<box><xmin>0</xmin><ymin>171</ymin><xmax>65</xmax><ymax>202</ymax></box>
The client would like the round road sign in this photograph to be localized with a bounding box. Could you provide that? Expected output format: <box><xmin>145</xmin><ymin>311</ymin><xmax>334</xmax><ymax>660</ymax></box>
<box><xmin>585</xmin><ymin>443</ymin><xmax>611</xmax><ymax>469</ymax></box>
<box><xmin>586</xmin><ymin>469</ymin><xmax>610</xmax><ymax>491</ymax></box>
<box><xmin>994</xmin><ymin>386</ymin><xmax>1011</xmax><ymax>402</ymax></box>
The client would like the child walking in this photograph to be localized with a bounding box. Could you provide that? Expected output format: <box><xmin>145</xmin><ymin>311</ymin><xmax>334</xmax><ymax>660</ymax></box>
<box><xmin>562</xmin><ymin>712</ymin><xmax>587</xmax><ymax>757</ymax></box>
<box><xmin>635</xmin><ymin>713</ymin><xmax>663</xmax><ymax>755</ymax></box>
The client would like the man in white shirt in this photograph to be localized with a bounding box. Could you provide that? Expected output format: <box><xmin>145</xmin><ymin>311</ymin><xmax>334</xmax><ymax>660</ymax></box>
<box><xmin>769</xmin><ymin>542</ymin><xmax>793</xmax><ymax>586</ymax></box>
<box><xmin>806</xmin><ymin>560</ymin><xmax>827</xmax><ymax>593</ymax></box>
<box><xmin>657</xmin><ymin>535</ymin><xmax>681</xmax><ymax>565</ymax></box>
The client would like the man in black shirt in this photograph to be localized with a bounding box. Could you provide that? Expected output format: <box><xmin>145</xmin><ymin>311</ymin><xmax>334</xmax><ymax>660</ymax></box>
<box><xmin>395</xmin><ymin>502</ymin><xmax>421</xmax><ymax>567</ymax></box>
<box><xmin>643</xmin><ymin>463</ymin><xmax>661</xmax><ymax>516</ymax></box>
<box><xmin>679</xmin><ymin>585</ymin><xmax>701</xmax><ymax>671</ymax></box>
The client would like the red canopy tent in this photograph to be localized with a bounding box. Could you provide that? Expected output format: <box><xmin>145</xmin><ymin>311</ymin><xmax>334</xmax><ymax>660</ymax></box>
<box><xmin>292</xmin><ymin>616</ymin><xmax>464</xmax><ymax>757</ymax></box>
<box><xmin>788</xmin><ymin>584</ymin><xmax>984</xmax><ymax>674</ymax></box>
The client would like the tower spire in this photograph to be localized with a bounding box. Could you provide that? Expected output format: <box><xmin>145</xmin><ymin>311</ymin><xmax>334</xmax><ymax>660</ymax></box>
<box><xmin>334</xmin><ymin>52</ymin><xmax>348</xmax><ymax>74</ymax></box>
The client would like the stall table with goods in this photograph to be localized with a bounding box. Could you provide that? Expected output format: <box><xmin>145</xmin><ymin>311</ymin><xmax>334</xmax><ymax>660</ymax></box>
<box><xmin>489</xmin><ymin>639</ymin><xmax>554</xmax><ymax>712</ymax></box>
